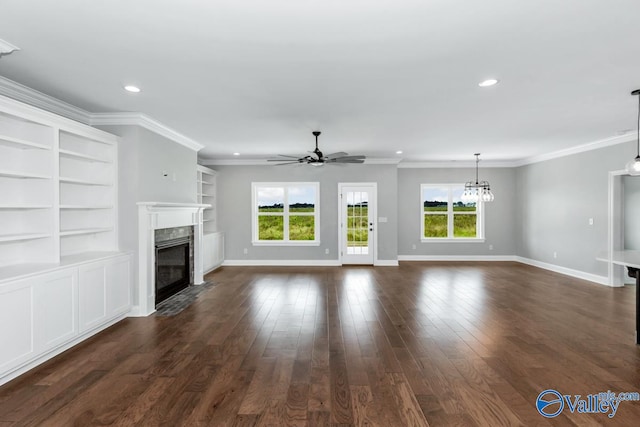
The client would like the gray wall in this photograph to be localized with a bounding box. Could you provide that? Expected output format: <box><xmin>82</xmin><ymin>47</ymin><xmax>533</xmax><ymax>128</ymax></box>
<box><xmin>97</xmin><ymin>124</ymin><xmax>198</xmax><ymax>305</ymax></box>
<box><xmin>135</xmin><ymin>127</ymin><xmax>198</xmax><ymax>203</ymax></box>
<box><xmin>516</xmin><ymin>142</ymin><xmax>636</xmax><ymax>276</ymax></box>
<box><xmin>397</xmin><ymin>167</ymin><xmax>518</xmax><ymax>256</ymax></box>
<box><xmin>214</xmin><ymin>164</ymin><xmax>398</xmax><ymax>261</ymax></box>
<box><xmin>624</xmin><ymin>175</ymin><xmax>640</xmax><ymax>250</ymax></box>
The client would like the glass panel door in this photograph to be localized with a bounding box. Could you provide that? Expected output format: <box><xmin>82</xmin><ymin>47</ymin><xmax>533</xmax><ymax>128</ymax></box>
<box><xmin>340</xmin><ymin>184</ymin><xmax>375</xmax><ymax>264</ymax></box>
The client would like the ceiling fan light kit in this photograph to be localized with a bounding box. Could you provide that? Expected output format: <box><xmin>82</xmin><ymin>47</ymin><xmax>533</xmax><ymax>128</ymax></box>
<box><xmin>461</xmin><ymin>153</ymin><xmax>494</xmax><ymax>203</ymax></box>
<box><xmin>626</xmin><ymin>89</ymin><xmax>640</xmax><ymax>176</ymax></box>
<box><xmin>268</xmin><ymin>131</ymin><xmax>365</xmax><ymax>166</ymax></box>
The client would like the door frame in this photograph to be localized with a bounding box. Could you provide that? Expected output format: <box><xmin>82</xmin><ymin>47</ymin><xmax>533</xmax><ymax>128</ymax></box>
<box><xmin>338</xmin><ymin>182</ymin><xmax>377</xmax><ymax>265</ymax></box>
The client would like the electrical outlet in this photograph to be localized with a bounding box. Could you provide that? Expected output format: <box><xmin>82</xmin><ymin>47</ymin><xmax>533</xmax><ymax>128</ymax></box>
<box><xmin>412</xmin><ymin>244</ymin><xmax>416</xmax><ymax>250</ymax></box>
<box><xmin>489</xmin><ymin>244</ymin><xmax>494</xmax><ymax>251</ymax></box>
<box><xmin>589</xmin><ymin>218</ymin><xmax>594</xmax><ymax>225</ymax></box>
<box><xmin>553</xmin><ymin>251</ymin><xmax>557</xmax><ymax>259</ymax></box>
<box><xmin>243</xmin><ymin>248</ymin><xmax>248</xmax><ymax>255</ymax></box>
<box><xmin>325</xmin><ymin>248</ymin><xmax>329</xmax><ymax>255</ymax></box>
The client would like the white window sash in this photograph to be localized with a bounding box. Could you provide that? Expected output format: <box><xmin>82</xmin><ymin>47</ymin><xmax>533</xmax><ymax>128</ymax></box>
<box><xmin>421</xmin><ymin>183</ymin><xmax>484</xmax><ymax>241</ymax></box>
<box><xmin>252</xmin><ymin>182</ymin><xmax>320</xmax><ymax>245</ymax></box>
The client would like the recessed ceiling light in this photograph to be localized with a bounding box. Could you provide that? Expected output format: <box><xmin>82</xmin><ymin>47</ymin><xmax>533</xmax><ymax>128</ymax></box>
<box><xmin>233</xmin><ymin>152</ymin><xmax>240</xmax><ymax>156</ymax></box>
<box><xmin>478</xmin><ymin>79</ymin><xmax>499</xmax><ymax>87</ymax></box>
<box><xmin>396</xmin><ymin>150</ymin><xmax>403</xmax><ymax>154</ymax></box>
<box><xmin>124</xmin><ymin>85</ymin><xmax>141</xmax><ymax>93</ymax></box>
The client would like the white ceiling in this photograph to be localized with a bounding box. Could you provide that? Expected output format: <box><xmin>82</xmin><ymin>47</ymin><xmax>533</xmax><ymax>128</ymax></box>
<box><xmin>1</xmin><ymin>0</ymin><xmax>639</xmax><ymax>163</ymax></box>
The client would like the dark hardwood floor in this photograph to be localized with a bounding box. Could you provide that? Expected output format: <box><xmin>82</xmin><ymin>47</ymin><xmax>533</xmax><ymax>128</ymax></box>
<box><xmin>1</xmin><ymin>262</ymin><xmax>640</xmax><ymax>426</ymax></box>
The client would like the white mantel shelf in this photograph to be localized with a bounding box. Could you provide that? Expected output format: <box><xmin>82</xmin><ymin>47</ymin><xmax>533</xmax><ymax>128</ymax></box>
<box><xmin>134</xmin><ymin>202</ymin><xmax>210</xmax><ymax>317</ymax></box>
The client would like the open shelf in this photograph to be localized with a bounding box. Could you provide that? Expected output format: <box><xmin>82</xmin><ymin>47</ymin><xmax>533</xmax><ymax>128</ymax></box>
<box><xmin>197</xmin><ymin>165</ymin><xmax>218</xmax><ymax>235</ymax></box>
<box><xmin>59</xmin><ymin>227</ymin><xmax>113</xmax><ymax>237</ymax></box>
<box><xmin>59</xmin><ymin>177</ymin><xmax>111</xmax><ymax>186</ymax></box>
<box><xmin>59</xmin><ymin>148</ymin><xmax>113</xmax><ymax>163</ymax></box>
<box><xmin>59</xmin><ymin>205</ymin><xmax>113</xmax><ymax>210</ymax></box>
<box><xmin>0</xmin><ymin>135</ymin><xmax>51</xmax><ymax>150</ymax></box>
<box><xmin>0</xmin><ymin>205</ymin><xmax>52</xmax><ymax>210</ymax></box>
<box><xmin>0</xmin><ymin>233</ymin><xmax>51</xmax><ymax>243</ymax></box>
<box><xmin>0</xmin><ymin>170</ymin><xmax>51</xmax><ymax>179</ymax></box>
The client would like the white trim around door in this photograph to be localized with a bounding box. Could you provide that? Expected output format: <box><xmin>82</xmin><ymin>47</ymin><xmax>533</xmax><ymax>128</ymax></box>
<box><xmin>338</xmin><ymin>183</ymin><xmax>377</xmax><ymax>265</ymax></box>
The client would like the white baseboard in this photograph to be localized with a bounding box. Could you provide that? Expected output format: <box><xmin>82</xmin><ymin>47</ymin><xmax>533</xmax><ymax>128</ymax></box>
<box><xmin>222</xmin><ymin>256</ymin><xmax>611</xmax><ymax>287</ymax></box>
<box><xmin>398</xmin><ymin>255</ymin><xmax>612</xmax><ymax>287</ymax></box>
<box><xmin>398</xmin><ymin>255</ymin><xmax>518</xmax><ymax>262</ymax></box>
<box><xmin>127</xmin><ymin>305</ymin><xmax>156</xmax><ymax>317</ymax></box>
<box><xmin>223</xmin><ymin>259</ymin><xmax>342</xmax><ymax>267</ymax></box>
<box><xmin>515</xmin><ymin>256</ymin><xmax>609</xmax><ymax>286</ymax></box>
<box><xmin>374</xmin><ymin>260</ymin><xmax>400</xmax><ymax>266</ymax></box>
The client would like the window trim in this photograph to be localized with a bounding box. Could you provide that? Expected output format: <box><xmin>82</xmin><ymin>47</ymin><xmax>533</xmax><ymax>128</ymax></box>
<box><xmin>251</xmin><ymin>182</ymin><xmax>320</xmax><ymax>246</ymax></box>
<box><xmin>420</xmin><ymin>183</ymin><xmax>485</xmax><ymax>242</ymax></box>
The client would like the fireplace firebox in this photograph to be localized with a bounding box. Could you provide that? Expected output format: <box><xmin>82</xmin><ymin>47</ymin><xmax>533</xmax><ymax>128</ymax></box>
<box><xmin>154</xmin><ymin>227</ymin><xmax>194</xmax><ymax>305</ymax></box>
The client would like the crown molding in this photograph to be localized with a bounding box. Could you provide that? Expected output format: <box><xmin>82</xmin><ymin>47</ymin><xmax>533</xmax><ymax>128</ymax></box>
<box><xmin>512</xmin><ymin>134</ymin><xmax>636</xmax><ymax>167</ymax></box>
<box><xmin>0</xmin><ymin>76</ymin><xmax>92</xmax><ymax>124</ymax></box>
<box><xmin>398</xmin><ymin>160</ymin><xmax>517</xmax><ymax>168</ymax></box>
<box><xmin>201</xmin><ymin>159</ymin><xmax>271</xmax><ymax>166</ymax></box>
<box><xmin>90</xmin><ymin>113</ymin><xmax>203</xmax><ymax>151</ymax></box>
<box><xmin>202</xmin><ymin>157</ymin><xmax>402</xmax><ymax>166</ymax></box>
<box><xmin>0</xmin><ymin>76</ymin><xmax>203</xmax><ymax>151</ymax></box>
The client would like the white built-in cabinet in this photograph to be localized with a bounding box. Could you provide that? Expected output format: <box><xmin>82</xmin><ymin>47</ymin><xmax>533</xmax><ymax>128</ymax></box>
<box><xmin>0</xmin><ymin>94</ymin><xmax>131</xmax><ymax>386</ymax></box>
<box><xmin>197</xmin><ymin>165</ymin><xmax>224</xmax><ymax>273</ymax></box>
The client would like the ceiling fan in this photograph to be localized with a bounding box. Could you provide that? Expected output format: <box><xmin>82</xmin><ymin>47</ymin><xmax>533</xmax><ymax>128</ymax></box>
<box><xmin>268</xmin><ymin>131</ymin><xmax>366</xmax><ymax>166</ymax></box>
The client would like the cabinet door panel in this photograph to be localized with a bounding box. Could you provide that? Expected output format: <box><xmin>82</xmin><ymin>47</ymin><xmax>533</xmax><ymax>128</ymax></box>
<box><xmin>34</xmin><ymin>269</ymin><xmax>78</xmax><ymax>350</ymax></box>
<box><xmin>0</xmin><ymin>280</ymin><xmax>34</xmax><ymax>372</ymax></box>
<box><xmin>106</xmin><ymin>257</ymin><xmax>131</xmax><ymax>317</ymax></box>
<box><xmin>78</xmin><ymin>264</ymin><xmax>106</xmax><ymax>332</ymax></box>
<box><xmin>203</xmin><ymin>234</ymin><xmax>214</xmax><ymax>272</ymax></box>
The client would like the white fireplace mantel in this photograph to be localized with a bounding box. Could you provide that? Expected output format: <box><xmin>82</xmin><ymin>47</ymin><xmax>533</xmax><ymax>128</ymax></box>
<box><xmin>134</xmin><ymin>202</ymin><xmax>211</xmax><ymax>316</ymax></box>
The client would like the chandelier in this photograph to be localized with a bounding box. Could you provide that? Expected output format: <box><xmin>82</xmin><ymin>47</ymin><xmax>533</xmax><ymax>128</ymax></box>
<box><xmin>461</xmin><ymin>153</ymin><xmax>494</xmax><ymax>203</ymax></box>
<box><xmin>626</xmin><ymin>89</ymin><xmax>640</xmax><ymax>176</ymax></box>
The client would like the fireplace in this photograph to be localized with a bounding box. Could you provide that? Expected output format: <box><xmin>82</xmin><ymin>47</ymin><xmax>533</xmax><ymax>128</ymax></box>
<box><xmin>136</xmin><ymin>202</ymin><xmax>208</xmax><ymax>317</ymax></box>
<box><xmin>154</xmin><ymin>226</ymin><xmax>194</xmax><ymax>305</ymax></box>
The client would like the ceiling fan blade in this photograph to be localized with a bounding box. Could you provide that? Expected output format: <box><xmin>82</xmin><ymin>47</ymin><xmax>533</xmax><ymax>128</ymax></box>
<box><xmin>268</xmin><ymin>132</ymin><xmax>366</xmax><ymax>166</ymax></box>
<box><xmin>273</xmin><ymin>161</ymin><xmax>302</xmax><ymax>165</ymax></box>
<box><xmin>332</xmin><ymin>155</ymin><xmax>366</xmax><ymax>162</ymax></box>
<box><xmin>273</xmin><ymin>154</ymin><xmax>302</xmax><ymax>159</ymax></box>
<box><xmin>324</xmin><ymin>152</ymin><xmax>348</xmax><ymax>159</ymax></box>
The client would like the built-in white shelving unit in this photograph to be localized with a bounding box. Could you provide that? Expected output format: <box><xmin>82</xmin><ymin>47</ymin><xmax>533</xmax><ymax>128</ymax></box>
<box><xmin>197</xmin><ymin>165</ymin><xmax>218</xmax><ymax>234</ymax></box>
<box><xmin>196</xmin><ymin>165</ymin><xmax>224</xmax><ymax>273</ymax></box>
<box><xmin>0</xmin><ymin>97</ymin><xmax>119</xmax><ymax>271</ymax></box>
<box><xmin>0</xmin><ymin>94</ymin><xmax>131</xmax><ymax>386</ymax></box>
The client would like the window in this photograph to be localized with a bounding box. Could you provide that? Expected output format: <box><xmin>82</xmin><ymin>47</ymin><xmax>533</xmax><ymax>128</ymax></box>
<box><xmin>421</xmin><ymin>184</ymin><xmax>484</xmax><ymax>241</ymax></box>
<box><xmin>252</xmin><ymin>182</ymin><xmax>320</xmax><ymax>245</ymax></box>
